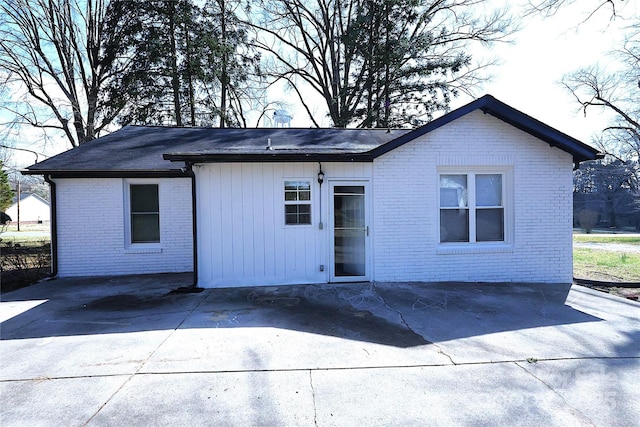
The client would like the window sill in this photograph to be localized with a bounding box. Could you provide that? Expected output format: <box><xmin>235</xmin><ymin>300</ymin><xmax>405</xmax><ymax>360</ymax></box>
<box><xmin>125</xmin><ymin>245</ymin><xmax>162</xmax><ymax>254</ymax></box>
<box><xmin>437</xmin><ymin>243</ymin><xmax>513</xmax><ymax>255</ymax></box>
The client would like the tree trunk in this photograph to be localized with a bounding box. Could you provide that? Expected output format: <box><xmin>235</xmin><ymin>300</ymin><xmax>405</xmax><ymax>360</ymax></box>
<box><xmin>185</xmin><ymin>24</ymin><xmax>196</xmax><ymax>126</ymax></box>
<box><xmin>220</xmin><ymin>0</ymin><xmax>228</xmax><ymax>128</ymax></box>
<box><xmin>168</xmin><ymin>2</ymin><xmax>183</xmax><ymax>126</ymax></box>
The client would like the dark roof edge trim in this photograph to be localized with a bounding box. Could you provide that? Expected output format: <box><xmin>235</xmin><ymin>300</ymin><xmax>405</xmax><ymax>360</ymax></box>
<box><xmin>368</xmin><ymin>94</ymin><xmax>602</xmax><ymax>163</ymax></box>
<box><xmin>368</xmin><ymin>100</ymin><xmax>481</xmax><ymax>158</ymax></box>
<box><xmin>21</xmin><ymin>169</ymin><xmax>189</xmax><ymax>179</ymax></box>
<box><xmin>479</xmin><ymin>100</ymin><xmax>603</xmax><ymax>163</ymax></box>
<box><xmin>164</xmin><ymin>152</ymin><xmax>375</xmax><ymax>163</ymax></box>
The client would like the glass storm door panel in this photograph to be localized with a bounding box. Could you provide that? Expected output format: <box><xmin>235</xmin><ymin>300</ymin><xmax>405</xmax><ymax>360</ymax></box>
<box><xmin>333</xmin><ymin>185</ymin><xmax>366</xmax><ymax>278</ymax></box>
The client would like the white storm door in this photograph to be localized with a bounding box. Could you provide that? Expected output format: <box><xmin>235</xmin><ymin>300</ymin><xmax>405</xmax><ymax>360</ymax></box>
<box><xmin>330</xmin><ymin>182</ymin><xmax>370</xmax><ymax>282</ymax></box>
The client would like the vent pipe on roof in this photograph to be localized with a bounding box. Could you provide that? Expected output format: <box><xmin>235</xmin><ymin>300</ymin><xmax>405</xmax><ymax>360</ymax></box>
<box><xmin>266</xmin><ymin>138</ymin><xmax>272</xmax><ymax>150</ymax></box>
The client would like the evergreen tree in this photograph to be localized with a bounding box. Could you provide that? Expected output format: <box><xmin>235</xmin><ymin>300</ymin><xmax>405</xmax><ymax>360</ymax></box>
<box><xmin>106</xmin><ymin>0</ymin><xmax>259</xmax><ymax>127</ymax></box>
<box><xmin>199</xmin><ymin>0</ymin><xmax>261</xmax><ymax>127</ymax></box>
<box><xmin>102</xmin><ymin>0</ymin><xmax>197</xmax><ymax>126</ymax></box>
<box><xmin>250</xmin><ymin>0</ymin><xmax>513</xmax><ymax>128</ymax></box>
<box><xmin>345</xmin><ymin>0</ymin><xmax>471</xmax><ymax>128</ymax></box>
<box><xmin>0</xmin><ymin>163</ymin><xmax>15</xmax><ymax>213</ymax></box>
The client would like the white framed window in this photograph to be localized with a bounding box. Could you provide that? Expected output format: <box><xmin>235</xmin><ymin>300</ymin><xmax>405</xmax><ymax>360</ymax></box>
<box><xmin>126</xmin><ymin>182</ymin><xmax>160</xmax><ymax>245</ymax></box>
<box><xmin>284</xmin><ymin>180</ymin><xmax>311</xmax><ymax>225</ymax></box>
<box><xmin>439</xmin><ymin>169</ymin><xmax>510</xmax><ymax>245</ymax></box>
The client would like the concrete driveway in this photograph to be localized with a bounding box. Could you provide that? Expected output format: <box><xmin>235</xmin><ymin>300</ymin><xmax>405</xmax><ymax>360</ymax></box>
<box><xmin>1</xmin><ymin>275</ymin><xmax>638</xmax><ymax>426</ymax></box>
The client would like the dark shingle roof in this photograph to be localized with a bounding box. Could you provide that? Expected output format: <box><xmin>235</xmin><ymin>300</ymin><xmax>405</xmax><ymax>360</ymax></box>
<box><xmin>24</xmin><ymin>126</ymin><xmax>409</xmax><ymax>177</ymax></box>
<box><xmin>23</xmin><ymin>95</ymin><xmax>601</xmax><ymax>178</ymax></box>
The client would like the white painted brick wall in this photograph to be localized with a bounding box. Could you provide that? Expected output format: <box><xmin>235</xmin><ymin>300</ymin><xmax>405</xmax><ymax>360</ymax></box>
<box><xmin>54</xmin><ymin>177</ymin><xmax>193</xmax><ymax>277</ymax></box>
<box><xmin>372</xmin><ymin>110</ymin><xmax>574</xmax><ymax>284</ymax></box>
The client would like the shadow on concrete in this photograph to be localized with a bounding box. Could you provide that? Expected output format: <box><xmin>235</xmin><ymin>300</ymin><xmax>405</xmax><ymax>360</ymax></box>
<box><xmin>0</xmin><ymin>273</ymin><xmax>603</xmax><ymax>348</ymax></box>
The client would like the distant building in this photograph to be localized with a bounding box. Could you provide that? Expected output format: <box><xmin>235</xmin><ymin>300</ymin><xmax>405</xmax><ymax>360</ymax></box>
<box><xmin>6</xmin><ymin>193</ymin><xmax>50</xmax><ymax>224</ymax></box>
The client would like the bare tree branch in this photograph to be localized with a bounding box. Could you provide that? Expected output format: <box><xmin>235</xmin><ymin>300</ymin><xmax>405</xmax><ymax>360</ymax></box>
<box><xmin>525</xmin><ymin>0</ymin><xmax>620</xmax><ymax>19</ymax></box>
<box><xmin>247</xmin><ymin>0</ymin><xmax>515</xmax><ymax>128</ymax></box>
<box><xmin>0</xmin><ymin>0</ymin><xmax>126</xmax><ymax>149</ymax></box>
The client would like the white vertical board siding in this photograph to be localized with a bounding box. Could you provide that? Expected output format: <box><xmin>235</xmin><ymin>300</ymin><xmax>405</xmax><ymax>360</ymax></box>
<box><xmin>55</xmin><ymin>177</ymin><xmax>193</xmax><ymax>277</ymax></box>
<box><xmin>373</xmin><ymin>110</ymin><xmax>574</xmax><ymax>284</ymax></box>
<box><xmin>196</xmin><ymin>162</ymin><xmax>373</xmax><ymax>288</ymax></box>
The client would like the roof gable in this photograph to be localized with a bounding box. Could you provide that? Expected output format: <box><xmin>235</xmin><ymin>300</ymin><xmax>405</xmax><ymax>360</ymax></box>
<box><xmin>11</xmin><ymin>193</ymin><xmax>49</xmax><ymax>206</ymax></box>
<box><xmin>370</xmin><ymin>95</ymin><xmax>601</xmax><ymax>164</ymax></box>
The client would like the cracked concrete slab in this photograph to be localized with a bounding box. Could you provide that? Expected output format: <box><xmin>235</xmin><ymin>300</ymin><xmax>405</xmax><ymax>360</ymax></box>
<box><xmin>374</xmin><ymin>282</ymin><xmax>640</xmax><ymax>364</ymax></box>
<box><xmin>516</xmin><ymin>358</ymin><xmax>640</xmax><ymax>426</ymax></box>
<box><xmin>1</xmin><ymin>274</ymin><xmax>639</xmax><ymax>426</ymax></box>
<box><xmin>0</xmin><ymin>375</ymin><xmax>128</xmax><ymax>427</ymax></box>
<box><xmin>0</xmin><ymin>331</ymin><xmax>175</xmax><ymax>380</ymax></box>
<box><xmin>139</xmin><ymin>327</ymin><xmax>449</xmax><ymax>374</ymax></box>
<box><xmin>311</xmin><ymin>364</ymin><xmax>594</xmax><ymax>426</ymax></box>
<box><xmin>85</xmin><ymin>371</ymin><xmax>316</xmax><ymax>426</ymax></box>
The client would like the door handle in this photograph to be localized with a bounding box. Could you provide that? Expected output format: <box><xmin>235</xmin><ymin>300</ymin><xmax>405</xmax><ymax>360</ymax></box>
<box><xmin>366</xmin><ymin>226</ymin><xmax>369</xmax><ymax>236</ymax></box>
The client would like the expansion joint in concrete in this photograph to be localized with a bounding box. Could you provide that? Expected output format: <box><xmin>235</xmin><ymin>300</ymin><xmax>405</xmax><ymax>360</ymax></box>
<box><xmin>83</xmin><ymin>294</ymin><xmax>208</xmax><ymax>425</ymax></box>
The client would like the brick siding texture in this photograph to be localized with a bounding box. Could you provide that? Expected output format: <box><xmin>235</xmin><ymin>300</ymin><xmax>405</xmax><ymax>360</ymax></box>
<box><xmin>55</xmin><ymin>178</ymin><xmax>193</xmax><ymax>277</ymax></box>
<box><xmin>372</xmin><ymin>110</ymin><xmax>573</xmax><ymax>283</ymax></box>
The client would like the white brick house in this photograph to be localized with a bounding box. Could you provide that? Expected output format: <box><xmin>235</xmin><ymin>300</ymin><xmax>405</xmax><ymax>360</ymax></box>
<box><xmin>24</xmin><ymin>95</ymin><xmax>600</xmax><ymax>286</ymax></box>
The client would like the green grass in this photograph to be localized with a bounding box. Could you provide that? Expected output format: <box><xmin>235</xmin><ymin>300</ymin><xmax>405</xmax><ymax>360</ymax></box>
<box><xmin>0</xmin><ymin>234</ymin><xmax>51</xmax><ymax>245</ymax></box>
<box><xmin>0</xmin><ymin>223</ymin><xmax>50</xmax><ymax>245</ymax></box>
<box><xmin>573</xmin><ymin>235</ymin><xmax>640</xmax><ymax>244</ymax></box>
<box><xmin>573</xmin><ymin>234</ymin><xmax>640</xmax><ymax>245</ymax></box>
<box><xmin>573</xmin><ymin>248</ymin><xmax>640</xmax><ymax>282</ymax></box>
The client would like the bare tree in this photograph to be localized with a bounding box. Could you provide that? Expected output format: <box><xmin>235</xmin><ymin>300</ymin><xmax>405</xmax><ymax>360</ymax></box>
<box><xmin>562</xmin><ymin>24</ymin><xmax>640</xmax><ymax>165</ymax></box>
<box><xmin>0</xmin><ymin>0</ymin><xmax>127</xmax><ymax>147</ymax></box>
<box><xmin>526</xmin><ymin>0</ymin><xmax>622</xmax><ymax>18</ymax></box>
<box><xmin>566</xmin><ymin>21</ymin><xmax>640</xmax><ymax>229</ymax></box>
<box><xmin>248</xmin><ymin>0</ymin><xmax>514</xmax><ymax>128</ymax></box>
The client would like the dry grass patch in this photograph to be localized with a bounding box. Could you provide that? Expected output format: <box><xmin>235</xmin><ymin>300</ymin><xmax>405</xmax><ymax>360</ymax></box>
<box><xmin>574</xmin><ymin>248</ymin><xmax>640</xmax><ymax>282</ymax></box>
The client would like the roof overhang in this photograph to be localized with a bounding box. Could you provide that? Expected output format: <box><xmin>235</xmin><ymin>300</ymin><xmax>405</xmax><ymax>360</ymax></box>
<box><xmin>21</xmin><ymin>95</ymin><xmax>602</xmax><ymax>176</ymax></box>
<box><xmin>164</xmin><ymin>152</ymin><xmax>375</xmax><ymax>163</ymax></box>
<box><xmin>479</xmin><ymin>101</ymin><xmax>603</xmax><ymax>164</ymax></box>
<box><xmin>21</xmin><ymin>169</ymin><xmax>189</xmax><ymax>179</ymax></box>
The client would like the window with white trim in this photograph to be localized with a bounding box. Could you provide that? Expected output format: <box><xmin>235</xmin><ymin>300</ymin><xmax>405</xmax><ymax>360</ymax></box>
<box><xmin>284</xmin><ymin>180</ymin><xmax>311</xmax><ymax>225</ymax></box>
<box><xmin>439</xmin><ymin>172</ymin><xmax>505</xmax><ymax>243</ymax></box>
<box><xmin>129</xmin><ymin>184</ymin><xmax>160</xmax><ymax>243</ymax></box>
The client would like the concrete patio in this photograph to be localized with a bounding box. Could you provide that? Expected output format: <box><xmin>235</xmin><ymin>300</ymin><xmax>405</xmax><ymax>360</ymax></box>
<box><xmin>1</xmin><ymin>274</ymin><xmax>638</xmax><ymax>426</ymax></box>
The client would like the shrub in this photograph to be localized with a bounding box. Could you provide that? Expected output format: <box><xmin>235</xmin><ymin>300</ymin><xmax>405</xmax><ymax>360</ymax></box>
<box><xmin>0</xmin><ymin>240</ymin><xmax>51</xmax><ymax>293</ymax></box>
<box><xmin>578</xmin><ymin>209</ymin><xmax>599</xmax><ymax>233</ymax></box>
